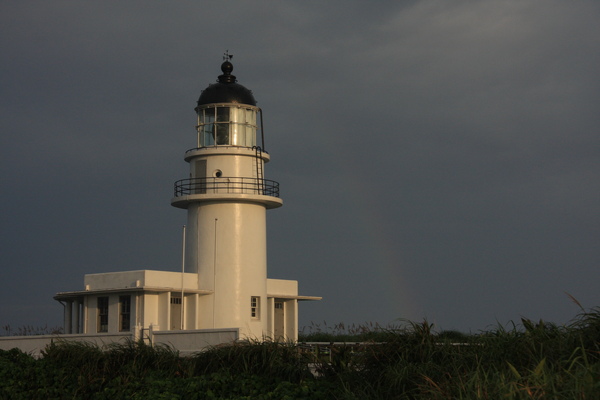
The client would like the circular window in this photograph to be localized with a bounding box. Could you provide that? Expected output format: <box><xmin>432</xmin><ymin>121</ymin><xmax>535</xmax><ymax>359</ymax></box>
<box><xmin>213</xmin><ymin>169</ymin><xmax>223</xmax><ymax>178</ymax></box>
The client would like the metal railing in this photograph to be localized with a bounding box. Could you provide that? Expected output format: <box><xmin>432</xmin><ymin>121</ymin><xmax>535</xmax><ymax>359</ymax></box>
<box><xmin>184</xmin><ymin>146</ymin><xmax>270</xmax><ymax>155</ymax></box>
<box><xmin>174</xmin><ymin>177</ymin><xmax>280</xmax><ymax>198</ymax></box>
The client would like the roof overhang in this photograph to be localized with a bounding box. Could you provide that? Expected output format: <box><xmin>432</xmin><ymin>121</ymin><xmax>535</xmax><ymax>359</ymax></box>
<box><xmin>267</xmin><ymin>294</ymin><xmax>322</xmax><ymax>301</ymax></box>
<box><xmin>54</xmin><ymin>286</ymin><xmax>213</xmax><ymax>301</ymax></box>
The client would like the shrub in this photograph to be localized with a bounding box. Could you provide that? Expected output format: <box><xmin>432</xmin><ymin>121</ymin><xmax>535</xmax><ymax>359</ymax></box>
<box><xmin>0</xmin><ymin>310</ymin><xmax>599</xmax><ymax>398</ymax></box>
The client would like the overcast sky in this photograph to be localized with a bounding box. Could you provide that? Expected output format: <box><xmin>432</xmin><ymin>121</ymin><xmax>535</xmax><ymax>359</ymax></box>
<box><xmin>1</xmin><ymin>1</ymin><xmax>599</xmax><ymax>334</ymax></box>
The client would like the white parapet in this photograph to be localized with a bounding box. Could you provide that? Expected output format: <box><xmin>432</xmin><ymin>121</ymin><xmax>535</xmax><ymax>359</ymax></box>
<box><xmin>83</xmin><ymin>270</ymin><xmax>200</xmax><ymax>291</ymax></box>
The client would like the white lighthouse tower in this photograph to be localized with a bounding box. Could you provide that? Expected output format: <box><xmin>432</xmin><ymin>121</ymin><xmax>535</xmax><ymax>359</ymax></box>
<box><xmin>48</xmin><ymin>56</ymin><xmax>319</xmax><ymax>350</ymax></box>
<box><xmin>171</xmin><ymin>56</ymin><xmax>282</xmax><ymax>338</ymax></box>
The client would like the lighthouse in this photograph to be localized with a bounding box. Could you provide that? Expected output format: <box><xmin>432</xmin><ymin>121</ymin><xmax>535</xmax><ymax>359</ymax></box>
<box><xmin>50</xmin><ymin>56</ymin><xmax>320</xmax><ymax>346</ymax></box>
<box><xmin>171</xmin><ymin>56</ymin><xmax>283</xmax><ymax>338</ymax></box>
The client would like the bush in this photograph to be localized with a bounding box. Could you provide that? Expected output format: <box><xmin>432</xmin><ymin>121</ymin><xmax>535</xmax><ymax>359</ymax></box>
<box><xmin>0</xmin><ymin>310</ymin><xmax>599</xmax><ymax>398</ymax></box>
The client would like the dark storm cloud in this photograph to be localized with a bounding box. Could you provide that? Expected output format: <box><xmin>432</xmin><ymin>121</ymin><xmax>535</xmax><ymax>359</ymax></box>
<box><xmin>1</xmin><ymin>0</ymin><xmax>598</xmax><ymax>332</ymax></box>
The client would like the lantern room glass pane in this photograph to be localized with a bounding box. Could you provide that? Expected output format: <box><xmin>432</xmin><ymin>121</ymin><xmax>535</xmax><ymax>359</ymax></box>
<box><xmin>229</xmin><ymin>107</ymin><xmax>241</xmax><ymax>123</ymax></box>
<box><xmin>202</xmin><ymin>126</ymin><xmax>215</xmax><ymax>146</ymax></box>
<box><xmin>199</xmin><ymin>108</ymin><xmax>215</xmax><ymax>147</ymax></box>
<box><xmin>231</xmin><ymin>122</ymin><xmax>241</xmax><ymax>146</ymax></box>
<box><xmin>229</xmin><ymin>107</ymin><xmax>241</xmax><ymax>145</ymax></box>
<box><xmin>245</xmin><ymin>108</ymin><xmax>257</xmax><ymax>147</ymax></box>
<box><xmin>216</xmin><ymin>107</ymin><xmax>229</xmax><ymax>121</ymax></box>
<box><xmin>242</xmin><ymin>125</ymin><xmax>251</xmax><ymax>147</ymax></box>
<box><xmin>246</xmin><ymin>108</ymin><xmax>255</xmax><ymax>125</ymax></box>
<box><xmin>215</xmin><ymin>107</ymin><xmax>229</xmax><ymax>144</ymax></box>
<box><xmin>215</xmin><ymin>124</ymin><xmax>228</xmax><ymax>144</ymax></box>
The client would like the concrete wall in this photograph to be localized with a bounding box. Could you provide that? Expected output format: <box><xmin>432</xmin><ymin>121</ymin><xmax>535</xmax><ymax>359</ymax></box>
<box><xmin>151</xmin><ymin>328</ymin><xmax>239</xmax><ymax>356</ymax></box>
<box><xmin>0</xmin><ymin>328</ymin><xmax>239</xmax><ymax>358</ymax></box>
<box><xmin>267</xmin><ymin>279</ymin><xmax>298</xmax><ymax>296</ymax></box>
<box><xmin>0</xmin><ymin>333</ymin><xmax>132</xmax><ymax>358</ymax></box>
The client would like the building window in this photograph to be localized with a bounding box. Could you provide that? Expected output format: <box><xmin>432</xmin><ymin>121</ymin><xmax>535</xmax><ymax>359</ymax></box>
<box><xmin>251</xmin><ymin>296</ymin><xmax>260</xmax><ymax>319</ymax></box>
<box><xmin>275</xmin><ymin>301</ymin><xmax>283</xmax><ymax>310</ymax></box>
<box><xmin>97</xmin><ymin>297</ymin><xmax>109</xmax><ymax>332</ymax></box>
<box><xmin>170</xmin><ymin>297</ymin><xmax>182</xmax><ymax>305</ymax></box>
<box><xmin>119</xmin><ymin>296</ymin><xmax>131</xmax><ymax>332</ymax></box>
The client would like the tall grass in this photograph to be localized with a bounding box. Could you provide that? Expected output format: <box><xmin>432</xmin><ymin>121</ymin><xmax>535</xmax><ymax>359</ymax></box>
<box><xmin>0</xmin><ymin>308</ymin><xmax>598</xmax><ymax>398</ymax></box>
<box><xmin>193</xmin><ymin>339</ymin><xmax>313</xmax><ymax>382</ymax></box>
<box><xmin>1</xmin><ymin>324</ymin><xmax>63</xmax><ymax>336</ymax></box>
<box><xmin>299</xmin><ymin>320</ymin><xmax>400</xmax><ymax>343</ymax></box>
<box><xmin>314</xmin><ymin>309</ymin><xmax>600</xmax><ymax>399</ymax></box>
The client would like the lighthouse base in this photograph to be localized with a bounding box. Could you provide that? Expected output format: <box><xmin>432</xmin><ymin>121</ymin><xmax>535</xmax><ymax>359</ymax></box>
<box><xmin>53</xmin><ymin>270</ymin><xmax>321</xmax><ymax>343</ymax></box>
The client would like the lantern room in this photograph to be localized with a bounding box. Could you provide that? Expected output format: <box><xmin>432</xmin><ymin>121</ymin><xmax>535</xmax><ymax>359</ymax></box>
<box><xmin>195</xmin><ymin>104</ymin><xmax>259</xmax><ymax>147</ymax></box>
<box><xmin>194</xmin><ymin>59</ymin><xmax>262</xmax><ymax>148</ymax></box>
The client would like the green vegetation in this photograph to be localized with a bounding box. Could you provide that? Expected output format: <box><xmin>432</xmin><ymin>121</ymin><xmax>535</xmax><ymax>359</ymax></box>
<box><xmin>299</xmin><ymin>321</ymin><xmax>399</xmax><ymax>343</ymax></box>
<box><xmin>1</xmin><ymin>324</ymin><xmax>63</xmax><ymax>336</ymax></box>
<box><xmin>1</xmin><ymin>308</ymin><xmax>599</xmax><ymax>399</ymax></box>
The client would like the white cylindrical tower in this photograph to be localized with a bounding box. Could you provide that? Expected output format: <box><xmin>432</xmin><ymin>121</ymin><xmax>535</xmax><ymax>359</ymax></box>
<box><xmin>171</xmin><ymin>58</ymin><xmax>282</xmax><ymax>339</ymax></box>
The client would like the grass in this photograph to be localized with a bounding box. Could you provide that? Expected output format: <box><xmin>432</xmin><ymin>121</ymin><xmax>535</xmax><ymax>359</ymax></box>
<box><xmin>341</xmin><ymin>310</ymin><xmax>599</xmax><ymax>398</ymax></box>
<box><xmin>1</xmin><ymin>308</ymin><xmax>599</xmax><ymax>399</ymax></box>
<box><xmin>299</xmin><ymin>321</ymin><xmax>402</xmax><ymax>343</ymax></box>
<box><xmin>1</xmin><ymin>324</ymin><xmax>63</xmax><ymax>336</ymax></box>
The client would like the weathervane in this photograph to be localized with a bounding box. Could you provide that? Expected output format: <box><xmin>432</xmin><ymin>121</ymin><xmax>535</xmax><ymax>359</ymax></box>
<box><xmin>223</xmin><ymin>50</ymin><xmax>233</xmax><ymax>62</ymax></box>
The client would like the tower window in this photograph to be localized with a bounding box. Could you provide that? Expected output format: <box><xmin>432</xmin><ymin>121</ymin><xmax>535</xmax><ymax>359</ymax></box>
<box><xmin>119</xmin><ymin>296</ymin><xmax>131</xmax><ymax>332</ymax></box>
<box><xmin>97</xmin><ymin>297</ymin><xmax>109</xmax><ymax>333</ymax></box>
<box><xmin>251</xmin><ymin>296</ymin><xmax>260</xmax><ymax>319</ymax></box>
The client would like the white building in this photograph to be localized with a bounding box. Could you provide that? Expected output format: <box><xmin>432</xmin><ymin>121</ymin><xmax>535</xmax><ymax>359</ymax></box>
<box><xmin>53</xmin><ymin>57</ymin><xmax>320</xmax><ymax>344</ymax></box>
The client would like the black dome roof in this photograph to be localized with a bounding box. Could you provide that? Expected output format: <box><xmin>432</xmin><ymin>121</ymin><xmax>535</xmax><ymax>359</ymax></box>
<box><xmin>196</xmin><ymin>61</ymin><xmax>257</xmax><ymax>107</ymax></box>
